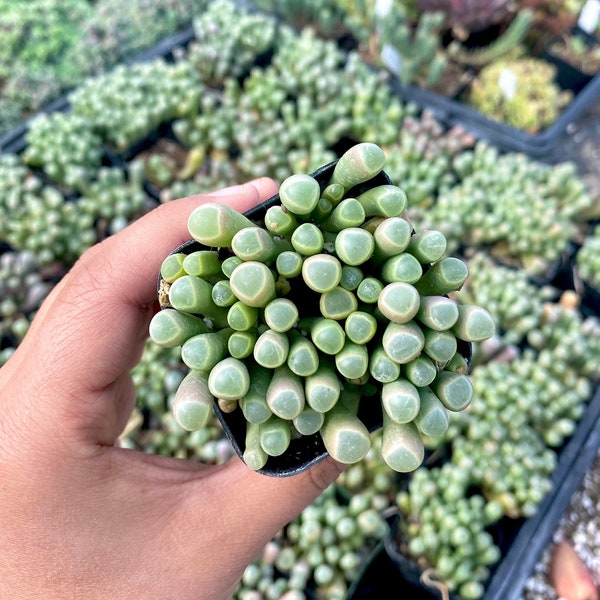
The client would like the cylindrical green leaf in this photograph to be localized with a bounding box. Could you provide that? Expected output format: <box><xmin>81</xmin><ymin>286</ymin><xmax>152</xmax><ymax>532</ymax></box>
<box><xmin>414</xmin><ymin>387</ymin><xmax>449</xmax><ymax>437</ymax></box>
<box><xmin>320</xmin><ymin>198</ymin><xmax>366</xmax><ymax>232</ymax></box>
<box><xmin>181</xmin><ymin>328</ymin><xmax>233</xmax><ymax>371</ymax></box>
<box><xmin>293</xmin><ymin>406</ymin><xmax>325</xmax><ymax>436</ymax></box>
<box><xmin>382</xmin><ymin>320</ymin><xmax>425</xmax><ymax>364</ymax></box>
<box><xmin>253</xmin><ymin>328</ymin><xmax>290</xmax><ymax>368</ymax></box>
<box><xmin>414</xmin><ymin>256</ymin><xmax>468</xmax><ymax>296</ymax></box>
<box><xmin>406</xmin><ymin>229</ymin><xmax>447</xmax><ymax>263</ymax></box>
<box><xmin>381</xmin><ymin>415</ymin><xmax>425</xmax><ymax>473</ymax></box>
<box><xmin>266</xmin><ymin>364</ymin><xmax>306</xmax><ymax>420</ymax></box>
<box><xmin>227</xmin><ymin>300</ymin><xmax>258</xmax><ymax>331</ymax></box>
<box><xmin>259</xmin><ymin>415</ymin><xmax>292</xmax><ymax>457</ymax></box>
<box><xmin>211</xmin><ymin>279</ymin><xmax>237</xmax><ymax>307</ymax></box>
<box><xmin>243</xmin><ymin>422</ymin><xmax>269</xmax><ymax>471</ymax></box>
<box><xmin>417</xmin><ymin>295</ymin><xmax>460</xmax><ymax>331</ymax></box>
<box><xmin>229</xmin><ymin>261</ymin><xmax>276</xmax><ymax>308</ymax></box>
<box><xmin>422</xmin><ymin>329</ymin><xmax>458</xmax><ymax>364</ymax></box>
<box><xmin>305</xmin><ymin>361</ymin><xmax>341</xmax><ymax>412</ymax></box>
<box><xmin>373</xmin><ymin>216</ymin><xmax>412</xmax><ymax>261</ymax></box>
<box><xmin>334</xmin><ymin>228</ymin><xmax>375</xmax><ymax>266</ymax></box>
<box><xmin>335</xmin><ymin>340</ymin><xmax>369</xmax><ymax>380</ymax></box>
<box><xmin>321</xmin><ymin>182</ymin><xmax>345</xmax><ymax>205</ymax></box>
<box><xmin>228</xmin><ymin>329</ymin><xmax>257</xmax><ymax>359</ymax></box>
<box><xmin>381</xmin><ymin>379</ymin><xmax>420</xmax><ymax>424</ymax></box>
<box><xmin>356</xmin><ymin>185</ymin><xmax>407</xmax><ymax>218</ymax></box>
<box><xmin>432</xmin><ymin>370</ymin><xmax>474</xmax><ymax>411</ymax></box>
<box><xmin>160</xmin><ymin>253</ymin><xmax>186</xmax><ymax>282</ymax></box>
<box><xmin>340</xmin><ymin>265</ymin><xmax>364</xmax><ymax>291</ymax></box>
<box><xmin>344</xmin><ymin>311</ymin><xmax>377</xmax><ymax>344</ymax></box>
<box><xmin>182</xmin><ymin>250</ymin><xmax>222</xmax><ymax>278</ymax></box>
<box><xmin>188</xmin><ymin>202</ymin><xmax>256</xmax><ymax>247</ymax></box>
<box><xmin>302</xmin><ymin>254</ymin><xmax>342</xmax><ymax>293</ymax></box>
<box><xmin>291</xmin><ymin>222</ymin><xmax>325</xmax><ymax>256</ymax></box>
<box><xmin>221</xmin><ymin>256</ymin><xmax>243</xmax><ymax>278</ymax></box>
<box><xmin>329</xmin><ymin>142</ymin><xmax>386</xmax><ymax>191</ymax></box>
<box><xmin>380</xmin><ymin>253</ymin><xmax>423</xmax><ymax>284</ymax></box>
<box><xmin>148</xmin><ymin>308</ymin><xmax>209</xmax><ymax>348</ymax></box>
<box><xmin>168</xmin><ymin>275</ymin><xmax>228</xmax><ymax>325</ymax></box>
<box><xmin>264</xmin><ymin>298</ymin><xmax>299</xmax><ymax>333</ymax></box>
<box><xmin>357</xmin><ymin>277</ymin><xmax>384</xmax><ymax>304</ymax></box>
<box><xmin>287</xmin><ymin>332</ymin><xmax>320</xmax><ymax>377</ymax></box>
<box><xmin>276</xmin><ymin>251</ymin><xmax>304</xmax><ymax>278</ymax></box>
<box><xmin>232</xmin><ymin>226</ymin><xmax>289</xmax><ymax>263</ymax></box>
<box><xmin>369</xmin><ymin>345</ymin><xmax>401</xmax><ymax>383</ymax></box>
<box><xmin>451</xmin><ymin>304</ymin><xmax>496</xmax><ymax>342</ymax></box>
<box><xmin>320</xmin><ymin>402</ymin><xmax>371</xmax><ymax>464</ymax></box>
<box><xmin>320</xmin><ymin>287</ymin><xmax>358</xmax><ymax>320</ymax></box>
<box><xmin>279</xmin><ymin>173</ymin><xmax>320</xmax><ymax>215</ymax></box>
<box><xmin>239</xmin><ymin>363</ymin><xmax>273</xmax><ymax>424</ymax></box>
<box><xmin>208</xmin><ymin>357</ymin><xmax>250</xmax><ymax>400</ymax></box>
<box><xmin>264</xmin><ymin>205</ymin><xmax>298</xmax><ymax>235</ymax></box>
<box><xmin>377</xmin><ymin>282</ymin><xmax>420</xmax><ymax>323</ymax></box>
<box><xmin>404</xmin><ymin>354</ymin><xmax>438</xmax><ymax>387</ymax></box>
<box><xmin>301</xmin><ymin>317</ymin><xmax>346</xmax><ymax>355</ymax></box>
<box><xmin>172</xmin><ymin>370</ymin><xmax>214</xmax><ymax>431</ymax></box>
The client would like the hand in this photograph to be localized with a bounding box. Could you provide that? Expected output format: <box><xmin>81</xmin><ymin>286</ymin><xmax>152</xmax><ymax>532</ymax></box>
<box><xmin>0</xmin><ymin>179</ymin><xmax>345</xmax><ymax>600</ymax></box>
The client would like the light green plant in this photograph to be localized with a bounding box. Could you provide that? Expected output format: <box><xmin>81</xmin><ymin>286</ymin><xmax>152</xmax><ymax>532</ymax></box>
<box><xmin>23</xmin><ymin>112</ymin><xmax>105</xmax><ymax>191</ymax></box>
<box><xmin>396</xmin><ymin>463</ymin><xmax>503</xmax><ymax>599</ymax></box>
<box><xmin>576</xmin><ymin>224</ymin><xmax>600</xmax><ymax>290</ymax></box>
<box><xmin>187</xmin><ymin>0</ymin><xmax>277</xmax><ymax>87</ymax></box>
<box><xmin>374</xmin><ymin>4</ymin><xmax>447</xmax><ymax>87</ymax></box>
<box><xmin>468</xmin><ymin>56</ymin><xmax>573</xmax><ymax>133</ymax></box>
<box><xmin>418</xmin><ymin>142</ymin><xmax>593</xmax><ymax>275</ymax></box>
<box><xmin>149</xmin><ymin>142</ymin><xmax>494</xmax><ymax>473</ymax></box>
<box><xmin>69</xmin><ymin>58</ymin><xmax>203</xmax><ymax>152</ymax></box>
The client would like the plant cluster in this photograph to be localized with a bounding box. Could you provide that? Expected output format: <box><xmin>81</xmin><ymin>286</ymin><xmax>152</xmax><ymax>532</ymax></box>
<box><xmin>0</xmin><ymin>249</ymin><xmax>52</xmax><ymax>365</ymax></box>
<box><xmin>23</xmin><ymin>111</ymin><xmax>105</xmax><ymax>191</ymax></box>
<box><xmin>417</xmin><ymin>141</ymin><xmax>593</xmax><ymax>274</ymax></box>
<box><xmin>186</xmin><ymin>0</ymin><xmax>277</xmax><ymax>87</ymax></box>
<box><xmin>0</xmin><ymin>0</ymin><xmax>211</xmax><ymax>136</ymax></box>
<box><xmin>235</xmin><ymin>484</ymin><xmax>390</xmax><ymax>600</ymax></box>
<box><xmin>468</xmin><ymin>56</ymin><xmax>573</xmax><ymax>133</ymax></box>
<box><xmin>68</xmin><ymin>59</ymin><xmax>203</xmax><ymax>153</ymax></box>
<box><xmin>576</xmin><ymin>224</ymin><xmax>600</xmax><ymax>290</ymax></box>
<box><xmin>396</xmin><ymin>463</ymin><xmax>503</xmax><ymax>599</ymax></box>
<box><xmin>149</xmin><ymin>143</ymin><xmax>495</xmax><ymax>473</ymax></box>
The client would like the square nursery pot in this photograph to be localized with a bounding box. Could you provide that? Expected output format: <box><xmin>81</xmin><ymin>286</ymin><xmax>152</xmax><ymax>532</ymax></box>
<box><xmin>156</xmin><ymin>157</ymin><xmax>473</xmax><ymax>477</ymax></box>
<box><xmin>345</xmin><ymin>386</ymin><xmax>600</xmax><ymax>600</ymax></box>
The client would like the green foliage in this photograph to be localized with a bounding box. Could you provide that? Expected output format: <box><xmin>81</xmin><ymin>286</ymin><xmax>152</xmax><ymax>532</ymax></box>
<box><xmin>468</xmin><ymin>57</ymin><xmax>573</xmax><ymax>133</ymax></box>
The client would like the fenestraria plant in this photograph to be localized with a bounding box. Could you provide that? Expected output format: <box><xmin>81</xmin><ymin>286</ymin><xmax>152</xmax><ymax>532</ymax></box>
<box><xmin>149</xmin><ymin>142</ymin><xmax>495</xmax><ymax>474</ymax></box>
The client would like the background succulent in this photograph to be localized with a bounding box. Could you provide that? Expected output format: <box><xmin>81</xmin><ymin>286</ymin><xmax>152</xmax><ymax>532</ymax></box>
<box><xmin>575</xmin><ymin>224</ymin><xmax>600</xmax><ymax>291</ymax></box>
<box><xmin>68</xmin><ymin>58</ymin><xmax>203</xmax><ymax>152</ymax></box>
<box><xmin>467</xmin><ymin>57</ymin><xmax>573</xmax><ymax>133</ymax></box>
<box><xmin>418</xmin><ymin>141</ymin><xmax>593</xmax><ymax>275</ymax></box>
<box><xmin>23</xmin><ymin>111</ymin><xmax>105</xmax><ymax>191</ymax></box>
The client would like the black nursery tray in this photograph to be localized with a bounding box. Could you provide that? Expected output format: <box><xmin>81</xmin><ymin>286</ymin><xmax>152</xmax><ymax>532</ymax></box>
<box><xmin>390</xmin><ymin>58</ymin><xmax>600</xmax><ymax>160</ymax></box>
<box><xmin>345</xmin><ymin>385</ymin><xmax>600</xmax><ymax>600</ymax></box>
